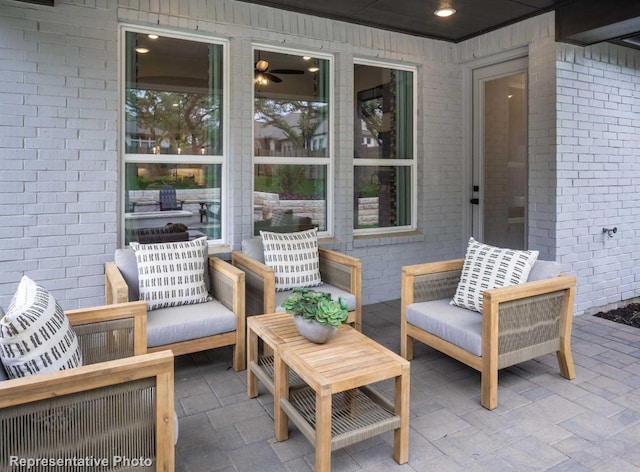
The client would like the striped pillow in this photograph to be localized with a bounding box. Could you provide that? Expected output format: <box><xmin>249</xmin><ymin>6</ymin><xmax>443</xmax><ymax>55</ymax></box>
<box><xmin>130</xmin><ymin>237</ymin><xmax>210</xmax><ymax>311</ymax></box>
<box><xmin>451</xmin><ymin>238</ymin><xmax>539</xmax><ymax>312</ymax></box>
<box><xmin>260</xmin><ymin>228</ymin><xmax>322</xmax><ymax>292</ymax></box>
<box><xmin>0</xmin><ymin>276</ymin><xmax>82</xmax><ymax>379</ymax></box>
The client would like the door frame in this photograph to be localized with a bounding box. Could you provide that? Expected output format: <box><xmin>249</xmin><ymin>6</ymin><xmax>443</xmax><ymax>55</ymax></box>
<box><xmin>461</xmin><ymin>47</ymin><xmax>529</xmax><ymax>252</ymax></box>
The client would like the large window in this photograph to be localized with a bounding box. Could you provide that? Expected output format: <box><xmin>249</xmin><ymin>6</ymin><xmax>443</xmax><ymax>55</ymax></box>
<box><xmin>123</xmin><ymin>30</ymin><xmax>226</xmax><ymax>245</ymax></box>
<box><xmin>253</xmin><ymin>47</ymin><xmax>331</xmax><ymax>235</ymax></box>
<box><xmin>354</xmin><ymin>62</ymin><xmax>416</xmax><ymax>233</ymax></box>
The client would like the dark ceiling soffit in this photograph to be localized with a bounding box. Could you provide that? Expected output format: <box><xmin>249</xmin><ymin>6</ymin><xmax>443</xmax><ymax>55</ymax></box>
<box><xmin>16</xmin><ymin>0</ymin><xmax>54</xmax><ymax>5</ymax></box>
<box><xmin>556</xmin><ymin>0</ymin><xmax>640</xmax><ymax>46</ymax></box>
<box><xmin>234</xmin><ymin>0</ymin><xmax>447</xmax><ymax>41</ymax></box>
<box><xmin>453</xmin><ymin>6</ymin><xmax>559</xmax><ymax>44</ymax></box>
<box><xmin>236</xmin><ymin>0</ymin><xmax>560</xmax><ymax>43</ymax></box>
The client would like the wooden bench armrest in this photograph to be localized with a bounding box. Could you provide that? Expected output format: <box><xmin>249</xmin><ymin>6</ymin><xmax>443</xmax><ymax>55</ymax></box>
<box><xmin>209</xmin><ymin>256</ymin><xmax>245</xmax><ymax>318</ymax></box>
<box><xmin>402</xmin><ymin>259</ymin><xmax>464</xmax><ymax>277</ymax></box>
<box><xmin>319</xmin><ymin>248</ymin><xmax>362</xmax><ymax>269</ymax></box>
<box><xmin>66</xmin><ymin>301</ymin><xmax>148</xmax><ymax>355</ymax></box>
<box><xmin>231</xmin><ymin>250</ymin><xmax>275</xmax><ymax>314</ymax></box>
<box><xmin>105</xmin><ymin>260</ymin><xmax>129</xmax><ymax>304</ymax></box>
<box><xmin>484</xmin><ymin>274</ymin><xmax>576</xmax><ymax>304</ymax></box>
<box><xmin>0</xmin><ymin>350</ymin><xmax>173</xmax><ymax>407</ymax></box>
<box><xmin>231</xmin><ymin>251</ymin><xmax>273</xmax><ymax>278</ymax></box>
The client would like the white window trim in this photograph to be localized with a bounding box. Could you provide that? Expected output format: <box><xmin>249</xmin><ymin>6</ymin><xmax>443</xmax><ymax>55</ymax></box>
<box><xmin>252</xmin><ymin>43</ymin><xmax>335</xmax><ymax>237</ymax></box>
<box><xmin>119</xmin><ymin>25</ymin><xmax>230</xmax><ymax>246</ymax></box>
<box><xmin>353</xmin><ymin>58</ymin><xmax>418</xmax><ymax>236</ymax></box>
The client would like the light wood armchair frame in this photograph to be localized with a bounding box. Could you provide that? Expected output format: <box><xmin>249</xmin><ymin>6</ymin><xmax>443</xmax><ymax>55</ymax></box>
<box><xmin>401</xmin><ymin>259</ymin><xmax>576</xmax><ymax>410</ymax></box>
<box><xmin>105</xmin><ymin>256</ymin><xmax>246</xmax><ymax>371</ymax></box>
<box><xmin>0</xmin><ymin>301</ymin><xmax>175</xmax><ymax>471</ymax></box>
<box><xmin>232</xmin><ymin>247</ymin><xmax>363</xmax><ymax>331</ymax></box>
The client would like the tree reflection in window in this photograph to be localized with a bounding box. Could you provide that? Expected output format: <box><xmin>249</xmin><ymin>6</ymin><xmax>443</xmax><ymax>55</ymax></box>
<box><xmin>125</xmin><ymin>90</ymin><xmax>221</xmax><ymax>155</ymax></box>
<box><xmin>254</xmin><ymin>99</ymin><xmax>328</xmax><ymax>157</ymax></box>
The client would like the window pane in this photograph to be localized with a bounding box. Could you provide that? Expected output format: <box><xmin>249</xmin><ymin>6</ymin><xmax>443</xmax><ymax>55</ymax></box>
<box><xmin>354</xmin><ymin>65</ymin><xmax>413</xmax><ymax>159</ymax></box>
<box><xmin>124</xmin><ymin>163</ymin><xmax>222</xmax><ymax>244</ymax></box>
<box><xmin>254</xmin><ymin>164</ymin><xmax>326</xmax><ymax>235</ymax></box>
<box><xmin>254</xmin><ymin>50</ymin><xmax>329</xmax><ymax>158</ymax></box>
<box><xmin>354</xmin><ymin>166</ymin><xmax>411</xmax><ymax>229</ymax></box>
<box><xmin>125</xmin><ymin>32</ymin><xmax>223</xmax><ymax>156</ymax></box>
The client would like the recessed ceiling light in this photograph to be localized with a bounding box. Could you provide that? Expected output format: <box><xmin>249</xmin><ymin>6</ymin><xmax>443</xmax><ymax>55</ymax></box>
<box><xmin>308</xmin><ymin>66</ymin><xmax>319</xmax><ymax>72</ymax></box>
<box><xmin>303</xmin><ymin>56</ymin><xmax>311</xmax><ymax>60</ymax></box>
<box><xmin>148</xmin><ymin>34</ymin><xmax>159</xmax><ymax>40</ymax></box>
<box><xmin>434</xmin><ymin>7</ymin><xmax>456</xmax><ymax>17</ymax></box>
<box><xmin>135</xmin><ymin>47</ymin><xmax>149</xmax><ymax>54</ymax></box>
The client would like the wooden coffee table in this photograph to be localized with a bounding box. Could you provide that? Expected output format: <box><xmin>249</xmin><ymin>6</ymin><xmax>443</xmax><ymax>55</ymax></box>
<box><xmin>247</xmin><ymin>313</ymin><xmax>410</xmax><ymax>472</ymax></box>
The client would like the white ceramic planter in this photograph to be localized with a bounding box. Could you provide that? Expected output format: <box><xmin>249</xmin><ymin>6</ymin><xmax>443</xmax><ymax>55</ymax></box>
<box><xmin>293</xmin><ymin>316</ymin><xmax>338</xmax><ymax>344</ymax></box>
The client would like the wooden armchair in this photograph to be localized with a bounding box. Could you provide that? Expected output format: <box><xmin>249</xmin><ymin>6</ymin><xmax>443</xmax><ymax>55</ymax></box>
<box><xmin>232</xmin><ymin>247</ymin><xmax>363</xmax><ymax>330</ymax></box>
<box><xmin>0</xmin><ymin>301</ymin><xmax>175</xmax><ymax>470</ymax></box>
<box><xmin>105</xmin><ymin>255</ymin><xmax>246</xmax><ymax>371</ymax></box>
<box><xmin>401</xmin><ymin>259</ymin><xmax>576</xmax><ymax>410</ymax></box>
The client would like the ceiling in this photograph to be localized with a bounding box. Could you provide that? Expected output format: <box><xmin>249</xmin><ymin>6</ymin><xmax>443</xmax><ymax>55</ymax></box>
<box><xmin>236</xmin><ymin>0</ymin><xmax>640</xmax><ymax>48</ymax></box>
<box><xmin>17</xmin><ymin>0</ymin><xmax>640</xmax><ymax>49</ymax></box>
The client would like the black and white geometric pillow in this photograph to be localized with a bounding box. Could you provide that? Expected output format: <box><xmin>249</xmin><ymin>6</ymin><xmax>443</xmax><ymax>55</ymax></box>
<box><xmin>451</xmin><ymin>238</ymin><xmax>539</xmax><ymax>313</ymax></box>
<box><xmin>0</xmin><ymin>276</ymin><xmax>83</xmax><ymax>379</ymax></box>
<box><xmin>130</xmin><ymin>236</ymin><xmax>210</xmax><ymax>311</ymax></box>
<box><xmin>260</xmin><ymin>228</ymin><xmax>322</xmax><ymax>292</ymax></box>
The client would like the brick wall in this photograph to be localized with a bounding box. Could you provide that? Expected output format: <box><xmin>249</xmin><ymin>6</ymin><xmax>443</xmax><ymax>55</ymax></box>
<box><xmin>555</xmin><ymin>43</ymin><xmax>640</xmax><ymax>315</ymax></box>
<box><xmin>0</xmin><ymin>1</ymin><xmax>118</xmax><ymax>309</ymax></box>
<box><xmin>0</xmin><ymin>0</ymin><xmax>459</xmax><ymax>308</ymax></box>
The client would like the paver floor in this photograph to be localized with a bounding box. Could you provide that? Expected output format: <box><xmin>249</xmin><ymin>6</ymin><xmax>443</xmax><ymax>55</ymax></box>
<box><xmin>174</xmin><ymin>299</ymin><xmax>640</xmax><ymax>471</ymax></box>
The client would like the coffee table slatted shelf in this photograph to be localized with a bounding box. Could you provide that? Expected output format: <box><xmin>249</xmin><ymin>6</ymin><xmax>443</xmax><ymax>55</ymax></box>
<box><xmin>281</xmin><ymin>385</ymin><xmax>401</xmax><ymax>451</ymax></box>
<box><xmin>251</xmin><ymin>355</ymin><xmax>307</xmax><ymax>393</ymax></box>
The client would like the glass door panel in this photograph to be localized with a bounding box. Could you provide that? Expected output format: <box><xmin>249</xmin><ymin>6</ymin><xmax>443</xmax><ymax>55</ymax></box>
<box><xmin>472</xmin><ymin>58</ymin><xmax>528</xmax><ymax>249</ymax></box>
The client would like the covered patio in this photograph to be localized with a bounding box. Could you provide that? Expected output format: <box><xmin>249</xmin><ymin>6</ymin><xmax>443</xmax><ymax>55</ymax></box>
<box><xmin>173</xmin><ymin>301</ymin><xmax>640</xmax><ymax>471</ymax></box>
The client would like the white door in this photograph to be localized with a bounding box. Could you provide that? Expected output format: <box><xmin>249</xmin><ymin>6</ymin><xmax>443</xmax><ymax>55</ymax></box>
<box><xmin>471</xmin><ymin>57</ymin><xmax>528</xmax><ymax>249</ymax></box>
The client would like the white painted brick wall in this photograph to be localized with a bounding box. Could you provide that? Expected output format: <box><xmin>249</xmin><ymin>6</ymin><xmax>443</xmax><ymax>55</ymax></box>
<box><xmin>555</xmin><ymin>42</ymin><xmax>640</xmax><ymax>315</ymax></box>
<box><xmin>0</xmin><ymin>1</ymin><xmax>117</xmax><ymax>309</ymax></box>
<box><xmin>0</xmin><ymin>0</ymin><xmax>460</xmax><ymax>309</ymax></box>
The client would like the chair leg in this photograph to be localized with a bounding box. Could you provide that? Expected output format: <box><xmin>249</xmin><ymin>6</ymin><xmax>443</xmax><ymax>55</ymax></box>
<box><xmin>480</xmin><ymin>368</ymin><xmax>498</xmax><ymax>410</ymax></box>
<box><xmin>400</xmin><ymin>334</ymin><xmax>413</xmax><ymax>360</ymax></box>
<box><xmin>232</xmin><ymin>345</ymin><xmax>245</xmax><ymax>372</ymax></box>
<box><xmin>557</xmin><ymin>349</ymin><xmax>576</xmax><ymax>380</ymax></box>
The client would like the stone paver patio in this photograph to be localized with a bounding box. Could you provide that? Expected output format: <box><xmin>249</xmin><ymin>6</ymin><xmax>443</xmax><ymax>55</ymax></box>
<box><xmin>173</xmin><ymin>300</ymin><xmax>640</xmax><ymax>471</ymax></box>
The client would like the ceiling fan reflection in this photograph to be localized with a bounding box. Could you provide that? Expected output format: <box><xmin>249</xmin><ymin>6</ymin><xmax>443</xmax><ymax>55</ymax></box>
<box><xmin>254</xmin><ymin>59</ymin><xmax>304</xmax><ymax>84</ymax></box>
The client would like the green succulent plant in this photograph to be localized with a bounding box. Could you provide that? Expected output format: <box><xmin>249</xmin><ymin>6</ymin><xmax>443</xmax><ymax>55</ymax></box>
<box><xmin>281</xmin><ymin>287</ymin><xmax>349</xmax><ymax>328</ymax></box>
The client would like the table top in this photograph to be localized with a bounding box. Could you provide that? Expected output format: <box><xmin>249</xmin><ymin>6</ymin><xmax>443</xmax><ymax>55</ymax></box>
<box><xmin>248</xmin><ymin>312</ymin><xmax>307</xmax><ymax>347</ymax></box>
<box><xmin>249</xmin><ymin>312</ymin><xmax>409</xmax><ymax>395</ymax></box>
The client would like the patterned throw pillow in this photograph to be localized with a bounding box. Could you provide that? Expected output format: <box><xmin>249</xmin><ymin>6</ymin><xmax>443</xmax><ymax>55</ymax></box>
<box><xmin>260</xmin><ymin>228</ymin><xmax>322</xmax><ymax>292</ymax></box>
<box><xmin>0</xmin><ymin>276</ymin><xmax>83</xmax><ymax>379</ymax></box>
<box><xmin>130</xmin><ymin>237</ymin><xmax>210</xmax><ymax>311</ymax></box>
<box><xmin>451</xmin><ymin>238</ymin><xmax>539</xmax><ymax>312</ymax></box>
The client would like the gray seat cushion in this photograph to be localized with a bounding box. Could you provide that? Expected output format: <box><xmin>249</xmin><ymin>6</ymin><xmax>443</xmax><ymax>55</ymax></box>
<box><xmin>115</xmin><ymin>248</ymin><xmax>140</xmax><ymax>301</ymax></box>
<box><xmin>241</xmin><ymin>237</ymin><xmax>265</xmax><ymax>263</ymax></box>
<box><xmin>274</xmin><ymin>283</ymin><xmax>357</xmax><ymax>313</ymax></box>
<box><xmin>406</xmin><ymin>299</ymin><xmax>483</xmax><ymax>356</ymax></box>
<box><xmin>146</xmin><ymin>299</ymin><xmax>236</xmax><ymax>348</ymax></box>
<box><xmin>527</xmin><ymin>260</ymin><xmax>561</xmax><ymax>282</ymax></box>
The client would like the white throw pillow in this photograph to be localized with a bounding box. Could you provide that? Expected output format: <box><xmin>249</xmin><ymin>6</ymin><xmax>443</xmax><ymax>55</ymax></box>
<box><xmin>130</xmin><ymin>237</ymin><xmax>210</xmax><ymax>311</ymax></box>
<box><xmin>0</xmin><ymin>276</ymin><xmax>83</xmax><ymax>379</ymax></box>
<box><xmin>451</xmin><ymin>238</ymin><xmax>539</xmax><ymax>312</ymax></box>
<box><xmin>260</xmin><ymin>228</ymin><xmax>322</xmax><ymax>292</ymax></box>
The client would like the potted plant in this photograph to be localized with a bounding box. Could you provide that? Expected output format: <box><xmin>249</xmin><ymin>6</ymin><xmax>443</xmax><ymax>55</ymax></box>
<box><xmin>281</xmin><ymin>287</ymin><xmax>349</xmax><ymax>343</ymax></box>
